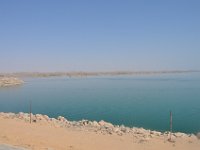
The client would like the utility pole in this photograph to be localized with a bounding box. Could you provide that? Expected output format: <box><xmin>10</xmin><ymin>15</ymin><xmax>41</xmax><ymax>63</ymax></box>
<box><xmin>30</xmin><ymin>100</ymin><xmax>32</xmax><ymax>124</ymax></box>
<box><xmin>169</xmin><ymin>111</ymin><xmax>173</xmax><ymax>141</ymax></box>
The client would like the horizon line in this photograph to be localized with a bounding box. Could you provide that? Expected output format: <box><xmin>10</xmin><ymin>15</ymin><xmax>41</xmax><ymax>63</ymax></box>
<box><xmin>0</xmin><ymin>70</ymin><xmax>199</xmax><ymax>77</ymax></box>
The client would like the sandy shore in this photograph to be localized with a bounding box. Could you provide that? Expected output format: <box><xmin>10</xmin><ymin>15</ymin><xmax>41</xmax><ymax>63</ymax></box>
<box><xmin>0</xmin><ymin>112</ymin><xmax>199</xmax><ymax>150</ymax></box>
<box><xmin>0</xmin><ymin>77</ymin><xmax>23</xmax><ymax>87</ymax></box>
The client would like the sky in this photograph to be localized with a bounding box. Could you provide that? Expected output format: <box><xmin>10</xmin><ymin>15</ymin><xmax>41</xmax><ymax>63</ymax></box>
<box><xmin>0</xmin><ymin>0</ymin><xmax>200</xmax><ymax>72</ymax></box>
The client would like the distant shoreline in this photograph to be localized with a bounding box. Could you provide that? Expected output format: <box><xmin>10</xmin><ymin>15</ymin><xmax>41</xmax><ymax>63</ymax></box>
<box><xmin>0</xmin><ymin>70</ymin><xmax>199</xmax><ymax>78</ymax></box>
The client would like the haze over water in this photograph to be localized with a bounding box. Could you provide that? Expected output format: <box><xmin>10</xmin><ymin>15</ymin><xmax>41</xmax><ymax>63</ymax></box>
<box><xmin>1</xmin><ymin>1</ymin><xmax>200</xmax><ymax>72</ymax></box>
<box><xmin>0</xmin><ymin>72</ymin><xmax>199</xmax><ymax>134</ymax></box>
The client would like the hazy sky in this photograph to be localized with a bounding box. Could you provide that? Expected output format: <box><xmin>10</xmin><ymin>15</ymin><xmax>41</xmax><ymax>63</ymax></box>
<box><xmin>0</xmin><ymin>0</ymin><xmax>199</xmax><ymax>72</ymax></box>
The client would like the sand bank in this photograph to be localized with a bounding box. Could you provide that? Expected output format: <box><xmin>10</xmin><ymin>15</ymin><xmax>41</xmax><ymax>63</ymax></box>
<box><xmin>0</xmin><ymin>112</ymin><xmax>199</xmax><ymax>150</ymax></box>
<box><xmin>0</xmin><ymin>78</ymin><xmax>23</xmax><ymax>87</ymax></box>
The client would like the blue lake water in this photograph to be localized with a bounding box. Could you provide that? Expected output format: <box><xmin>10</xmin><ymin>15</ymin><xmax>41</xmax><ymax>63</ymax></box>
<box><xmin>0</xmin><ymin>73</ymin><xmax>200</xmax><ymax>133</ymax></box>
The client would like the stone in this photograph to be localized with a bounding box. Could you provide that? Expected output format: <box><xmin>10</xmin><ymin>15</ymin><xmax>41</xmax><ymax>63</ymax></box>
<box><xmin>174</xmin><ymin>132</ymin><xmax>186</xmax><ymax>138</ymax></box>
<box><xmin>196</xmin><ymin>132</ymin><xmax>200</xmax><ymax>139</ymax></box>
<box><xmin>119</xmin><ymin>126</ymin><xmax>131</xmax><ymax>134</ymax></box>
<box><xmin>35</xmin><ymin>114</ymin><xmax>44</xmax><ymax>121</ymax></box>
<box><xmin>189</xmin><ymin>134</ymin><xmax>197</xmax><ymax>140</ymax></box>
<box><xmin>7</xmin><ymin>113</ymin><xmax>16</xmax><ymax>118</ymax></box>
<box><xmin>120</xmin><ymin>127</ymin><xmax>127</xmax><ymax>133</ymax></box>
<box><xmin>43</xmin><ymin>115</ymin><xmax>50</xmax><ymax>121</ymax></box>
<box><xmin>91</xmin><ymin>121</ymin><xmax>100</xmax><ymax>127</ymax></box>
<box><xmin>117</xmin><ymin>131</ymin><xmax>123</xmax><ymax>136</ymax></box>
<box><xmin>98</xmin><ymin>120</ymin><xmax>105</xmax><ymax>126</ymax></box>
<box><xmin>99</xmin><ymin>120</ymin><xmax>114</xmax><ymax>128</ymax></box>
<box><xmin>113</xmin><ymin>127</ymin><xmax>120</xmax><ymax>133</ymax></box>
<box><xmin>150</xmin><ymin>131</ymin><xmax>162</xmax><ymax>136</ymax></box>
<box><xmin>80</xmin><ymin>120</ymin><xmax>89</xmax><ymax>126</ymax></box>
<box><xmin>135</xmin><ymin>129</ymin><xmax>143</xmax><ymax>135</ymax></box>
<box><xmin>17</xmin><ymin>112</ymin><xmax>25</xmax><ymax>119</ymax></box>
<box><xmin>57</xmin><ymin>116</ymin><xmax>66</xmax><ymax>122</ymax></box>
<box><xmin>50</xmin><ymin>118</ymin><xmax>58</xmax><ymax>124</ymax></box>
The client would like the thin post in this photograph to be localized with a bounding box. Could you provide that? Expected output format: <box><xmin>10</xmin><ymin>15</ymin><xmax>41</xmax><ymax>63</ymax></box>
<box><xmin>30</xmin><ymin>100</ymin><xmax>32</xmax><ymax>124</ymax></box>
<box><xmin>169</xmin><ymin>111</ymin><xmax>173</xmax><ymax>141</ymax></box>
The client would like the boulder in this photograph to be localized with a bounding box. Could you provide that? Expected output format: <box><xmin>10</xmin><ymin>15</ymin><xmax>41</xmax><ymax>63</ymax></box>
<box><xmin>36</xmin><ymin>114</ymin><xmax>44</xmax><ymax>121</ymax></box>
<box><xmin>90</xmin><ymin>121</ymin><xmax>100</xmax><ymax>127</ymax></box>
<box><xmin>80</xmin><ymin>120</ymin><xmax>89</xmax><ymax>126</ymax></box>
<box><xmin>174</xmin><ymin>132</ymin><xmax>187</xmax><ymax>138</ymax></box>
<box><xmin>150</xmin><ymin>131</ymin><xmax>162</xmax><ymax>136</ymax></box>
<box><xmin>7</xmin><ymin>113</ymin><xmax>16</xmax><ymax>118</ymax></box>
<box><xmin>113</xmin><ymin>127</ymin><xmax>120</xmax><ymax>133</ymax></box>
<box><xmin>43</xmin><ymin>115</ymin><xmax>50</xmax><ymax>121</ymax></box>
<box><xmin>17</xmin><ymin>112</ymin><xmax>26</xmax><ymax>119</ymax></box>
<box><xmin>22</xmin><ymin>113</ymin><xmax>30</xmax><ymax>121</ymax></box>
<box><xmin>57</xmin><ymin>116</ymin><xmax>66</xmax><ymax>122</ymax></box>
<box><xmin>197</xmin><ymin>132</ymin><xmax>200</xmax><ymax>139</ymax></box>
<box><xmin>189</xmin><ymin>134</ymin><xmax>198</xmax><ymax>140</ymax></box>
<box><xmin>98</xmin><ymin>120</ymin><xmax>114</xmax><ymax>128</ymax></box>
<box><xmin>120</xmin><ymin>126</ymin><xmax>128</xmax><ymax>133</ymax></box>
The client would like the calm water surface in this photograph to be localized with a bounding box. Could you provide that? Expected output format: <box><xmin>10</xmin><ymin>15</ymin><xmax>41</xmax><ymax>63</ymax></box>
<box><xmin>0</xmin><ymin>73</ymin><xmax>200</xmax><ymax>133</ymax></box>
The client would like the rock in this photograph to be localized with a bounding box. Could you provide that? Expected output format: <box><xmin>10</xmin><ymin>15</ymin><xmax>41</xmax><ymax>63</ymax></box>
<box><xmin>113</xmin><ymin>127</ymin><xmax>120</xmax><ymax>133</ymax></box>
<box><xmin>17</xmin><ymin>112</ymin><xmax>25</xmax><ymax>119</ymax></box>
<box><xmin>196</xmin><ymin>132</ymin><xmax>200</xmax><ymax>139</ymax></box>
<box><xmin>168</xmin><ymin>134</ymin><xmax>176</xmax><ymax>140</ymax></box>
<box><xmin>31</xmin><ymin>114</ymin><xmax>37</xmax><ymax>122</ymax></box>
<box><xmin>150</xmin><ymin>131</ymin><xmax>162</xmax><ymax>136</ymax></box>
<box><xmin>117</xmin><ymin>131</ymin><xmax>123</xmax><ymax>136</ymax></box>
<box><xmin>90</xmin><ymin>121</ymin><xmax>100</xmax><ymax>127</ymax></box>
<box><xmin>135</xmin><ymin>129</ymin><xmax>143</xmax><ymax>135</ymax></box>
<box><xmin>107</xmin><ymin>129</ymin><xmax>113</xmax><ymax>135</ymax></box>
<box><xmin>99</xmin><ymin>120</ymin><xmax>114</xmax><ymax>128</ymax></box>
<box><xmin>98</xmin><ymin>120</ymin><xmax>106</xmax><ymax>126</ymax></box>
<box><xmin>131</xmin><ymin>128</ymin><xmax>137</xmax><ymax>133</ymax></box>
<box><xmin>1</xmin><ymin>112</ymin><xmax>16</xmax><ymax>119</ymax></box>
<box><xmin>79</xmin><ymin>120</ymin><xmax>89</xmax><ymax>126</ymax></box>
<box><xmin>51</xmin><ymin>118</ymin><xmax>57</xmax><ymax>122</ymax></box>
<box><xmin>7</xmin><ymin>113</ymin><xmax>16</xmax><ymax>118</ymax></box>
<box><xmin>0</xmin><ymin>112</ymin><xmax>5</xmax><ymax>116</ymax></box>
<box><xmin>43</xmin><ymin>115</ymin><xmax>50</xmax><ymax>121</ymax></box>
<box><xmin>35</xmin><ymin>114</ymin><xmax>45</xmax><ymax>121</ymax></box>
<box><xmin>174</xmin><ymin>132</ymin><xmax>187</xmax><ymax>138</ymax></box>
<box><xmin>149</xmin><ymin>134</ymin><xmax>155</xmax><ymax>138</ymax></box>
<box><xmin>22</xmin><ymin>113</ymin><xmax>30</xmax><ymax>121</ymax></box>
<box><xmin>120</xmin><ymin>126</ymin><xmax>127</xmax><ymax>133</ymax></box>
<box><xmin>49</xmin><ymin>118</ymin><xmax>61</xmax><ymax>127</ymax></box>
<box><xmin>57</xmin><ymin>116</ymin><xmax>66</xmax><ymax>122</ymax></box>
<box><xmin>189</xmin><ymin>134</ymin><xmax>197</xmax><ymax>140</ymax></box>
<box><xmin>71</xmin><ymin>121</ymin><xmax>78</xmax><ymax>126</ymax></box>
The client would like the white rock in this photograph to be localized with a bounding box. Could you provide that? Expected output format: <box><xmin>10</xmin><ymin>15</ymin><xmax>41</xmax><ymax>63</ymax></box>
<box><xmin>99</xmin><ymin>120</ymin><xmax>114</xmax><ymax>128</ymax></box>
<box><xmin>91</xmin><ymin>121</ymin><xmax>100</xmax><ymax>127</ymax></box>
<box><xmin>57</xmin><ymin>116</ymin><xmax>66</xmax><ymax>122</ymax></box>
<box><xmin>174</xmin><ymin>132</ymin><xmax>187</xmax><ymax>138</ymax></box>
<box><xmin>113</xmin><ymin>127</ymin><xmax>120</xmax><ymax>133</ymax></box>
<box><xmin>43</xmin><ymin>115</ymin><xmax>50</xmax><ymax>121</ymax></box>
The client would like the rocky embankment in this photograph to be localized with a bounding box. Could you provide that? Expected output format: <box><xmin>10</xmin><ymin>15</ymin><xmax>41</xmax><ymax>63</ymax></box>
<box><xmin>0</xmin><ymin>77</ymin><xmax>24</xmax><ymax>87</ymax></box>
<box><xmin>0</xmin><ymin>112</ymin><xmax>199</xmax><ymax>142</ymax></box>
